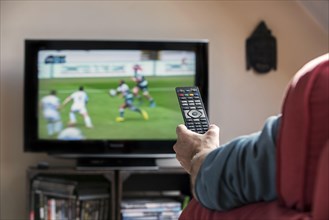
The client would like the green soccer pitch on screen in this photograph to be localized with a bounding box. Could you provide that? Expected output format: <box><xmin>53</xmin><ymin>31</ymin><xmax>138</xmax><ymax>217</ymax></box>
<box><xmin>38</xmin><ymin>49</ymin><xmax>195</xmax><ymax>141</ymax></box>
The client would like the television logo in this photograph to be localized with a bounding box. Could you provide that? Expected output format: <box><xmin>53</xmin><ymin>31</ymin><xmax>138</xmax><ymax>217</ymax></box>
<box><xmin>45</xmin><ymin>55</ymin><xmax>66</xmax><ymax>64</ymax></box>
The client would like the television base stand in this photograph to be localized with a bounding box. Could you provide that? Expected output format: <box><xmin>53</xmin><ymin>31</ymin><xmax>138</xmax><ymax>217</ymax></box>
<box><xmin>76</xmin><ymin>158</ymin><xmax>159</xmax><ymax>170</ymax></box>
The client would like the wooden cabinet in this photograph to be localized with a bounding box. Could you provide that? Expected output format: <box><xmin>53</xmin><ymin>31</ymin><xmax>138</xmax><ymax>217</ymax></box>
<box><xmin>27</xmin><ymin>167</ymin><xmax>191</xmax><ymax>220</ymax></box>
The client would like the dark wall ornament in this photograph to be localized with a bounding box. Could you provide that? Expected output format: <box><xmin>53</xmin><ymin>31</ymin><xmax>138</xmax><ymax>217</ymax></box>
<box><xmin>246</xmin><ymin>21</ymin><xmax>277</xmax><ymax>74</ymax></box>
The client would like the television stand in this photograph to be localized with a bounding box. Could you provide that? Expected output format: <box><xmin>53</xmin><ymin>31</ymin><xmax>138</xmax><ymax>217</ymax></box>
<box><xmin>76</xmin><ymin>158</ymin><xmax>158</xmax><ymax>170</ymax></box>
<box><xmin>27</xmin><ymin>166</ymin><xmax>191</xmax><ymax>220</ymax></box>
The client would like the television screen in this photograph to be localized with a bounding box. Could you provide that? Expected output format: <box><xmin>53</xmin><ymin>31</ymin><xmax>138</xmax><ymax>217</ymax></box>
<box><xmin>24</xmin><ymin>40</ymin><xmax>208</xmax><ymax>157</ymax></box>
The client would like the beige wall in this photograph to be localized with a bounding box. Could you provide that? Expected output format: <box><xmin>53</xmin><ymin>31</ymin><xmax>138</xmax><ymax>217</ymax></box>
<box><xmin>0</xmin><ymin>1</ymin><xmax>328</xmax><ymax>219</ymax></box>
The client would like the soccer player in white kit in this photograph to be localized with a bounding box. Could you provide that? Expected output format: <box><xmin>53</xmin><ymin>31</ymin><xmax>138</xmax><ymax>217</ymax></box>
<box><xmin>40</xmin><ymin>90</ymin><xmax>63</xmax><ymax>136</ymax></box>
<box><xmin>62</xmin><ymin>86</ymin><xmax>93</xmax><ymax>128</ymax></box>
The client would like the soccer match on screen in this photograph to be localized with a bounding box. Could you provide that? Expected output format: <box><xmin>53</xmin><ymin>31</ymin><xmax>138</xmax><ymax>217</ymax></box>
<box><xmin>38</xmin><ymin>49</ymin><xmax>195</xmax><ymax>140</ymax></box>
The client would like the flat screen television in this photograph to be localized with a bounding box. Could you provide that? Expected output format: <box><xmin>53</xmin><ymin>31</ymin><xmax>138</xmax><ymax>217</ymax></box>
<box><xmin>24</xmin><ymin>39</ymin><xmax>208</xmax><ymax>167</ymax></box>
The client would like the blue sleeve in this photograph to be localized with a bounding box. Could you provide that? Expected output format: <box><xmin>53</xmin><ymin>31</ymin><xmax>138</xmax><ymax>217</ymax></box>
<box><xmin>195</xmin><ymin>115</ymin><xmax>281</xmax><ymax>211</ymax></box>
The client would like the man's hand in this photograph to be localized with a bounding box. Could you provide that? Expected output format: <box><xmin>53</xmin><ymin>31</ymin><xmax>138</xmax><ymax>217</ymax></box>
<box><xmin>173</xmin><ymin>124</ymin><xmax>220</xmax><ymax>174</ymax></box>
<box><xmin>173</xmin><ymin>124</ymin><xmax>220</xmax><ymax>199</ymax></box>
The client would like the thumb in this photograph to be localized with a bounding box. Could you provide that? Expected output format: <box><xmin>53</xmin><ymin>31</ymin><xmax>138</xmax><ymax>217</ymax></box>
<box><xmin>176</xmin><ymin>124</ymin><xmax>188</xmax><ymax>136</ymax></box>
<box><xmin>176</xmin><ymin>124</ymin><xmax>194</xmax><ymax>139</ymax></box>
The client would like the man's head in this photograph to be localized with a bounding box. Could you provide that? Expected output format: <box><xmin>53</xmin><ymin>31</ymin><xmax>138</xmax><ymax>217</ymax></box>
<box><xmin>119</xmin><ymin>80</ymin><xmax>125</xmax><ymax>86</ymax></box>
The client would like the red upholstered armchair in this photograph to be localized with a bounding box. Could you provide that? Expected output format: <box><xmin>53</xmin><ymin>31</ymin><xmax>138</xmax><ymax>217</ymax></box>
<box><xmin>179</xmin><ymin>54</ymin><xmax>329</xmax><ymax>220</ymax></box>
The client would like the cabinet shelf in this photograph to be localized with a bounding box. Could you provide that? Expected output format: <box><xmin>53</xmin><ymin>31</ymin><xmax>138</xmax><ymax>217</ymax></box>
<box><xmin>27</xmin><ymin>167</ymin><xmax>191</xmax><ymax>220</ymax></box>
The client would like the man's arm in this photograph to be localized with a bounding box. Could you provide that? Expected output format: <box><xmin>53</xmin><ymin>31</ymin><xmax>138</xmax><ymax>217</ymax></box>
<box><xmin>194</xmin><ymin>115</ymin><xmax>281</xmax><ymax>211</ymax></box>
<box><xmin>62</xmin><ymin>96</ymin><xmax>72</xmax><ymax>107</ymax></box>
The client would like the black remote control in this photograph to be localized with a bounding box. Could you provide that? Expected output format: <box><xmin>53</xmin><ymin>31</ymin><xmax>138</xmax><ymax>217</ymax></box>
<box><xmin>175</xmin><ymin>86</ymin><xmax>209</xmax><ymax>134</ymax></box>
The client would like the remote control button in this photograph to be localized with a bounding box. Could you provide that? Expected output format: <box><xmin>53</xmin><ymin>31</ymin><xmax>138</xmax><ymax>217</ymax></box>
<box><xmin>187</xmin><ymin>110</ymin><xmax>202</xmax><ymax>118</ymax></box>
